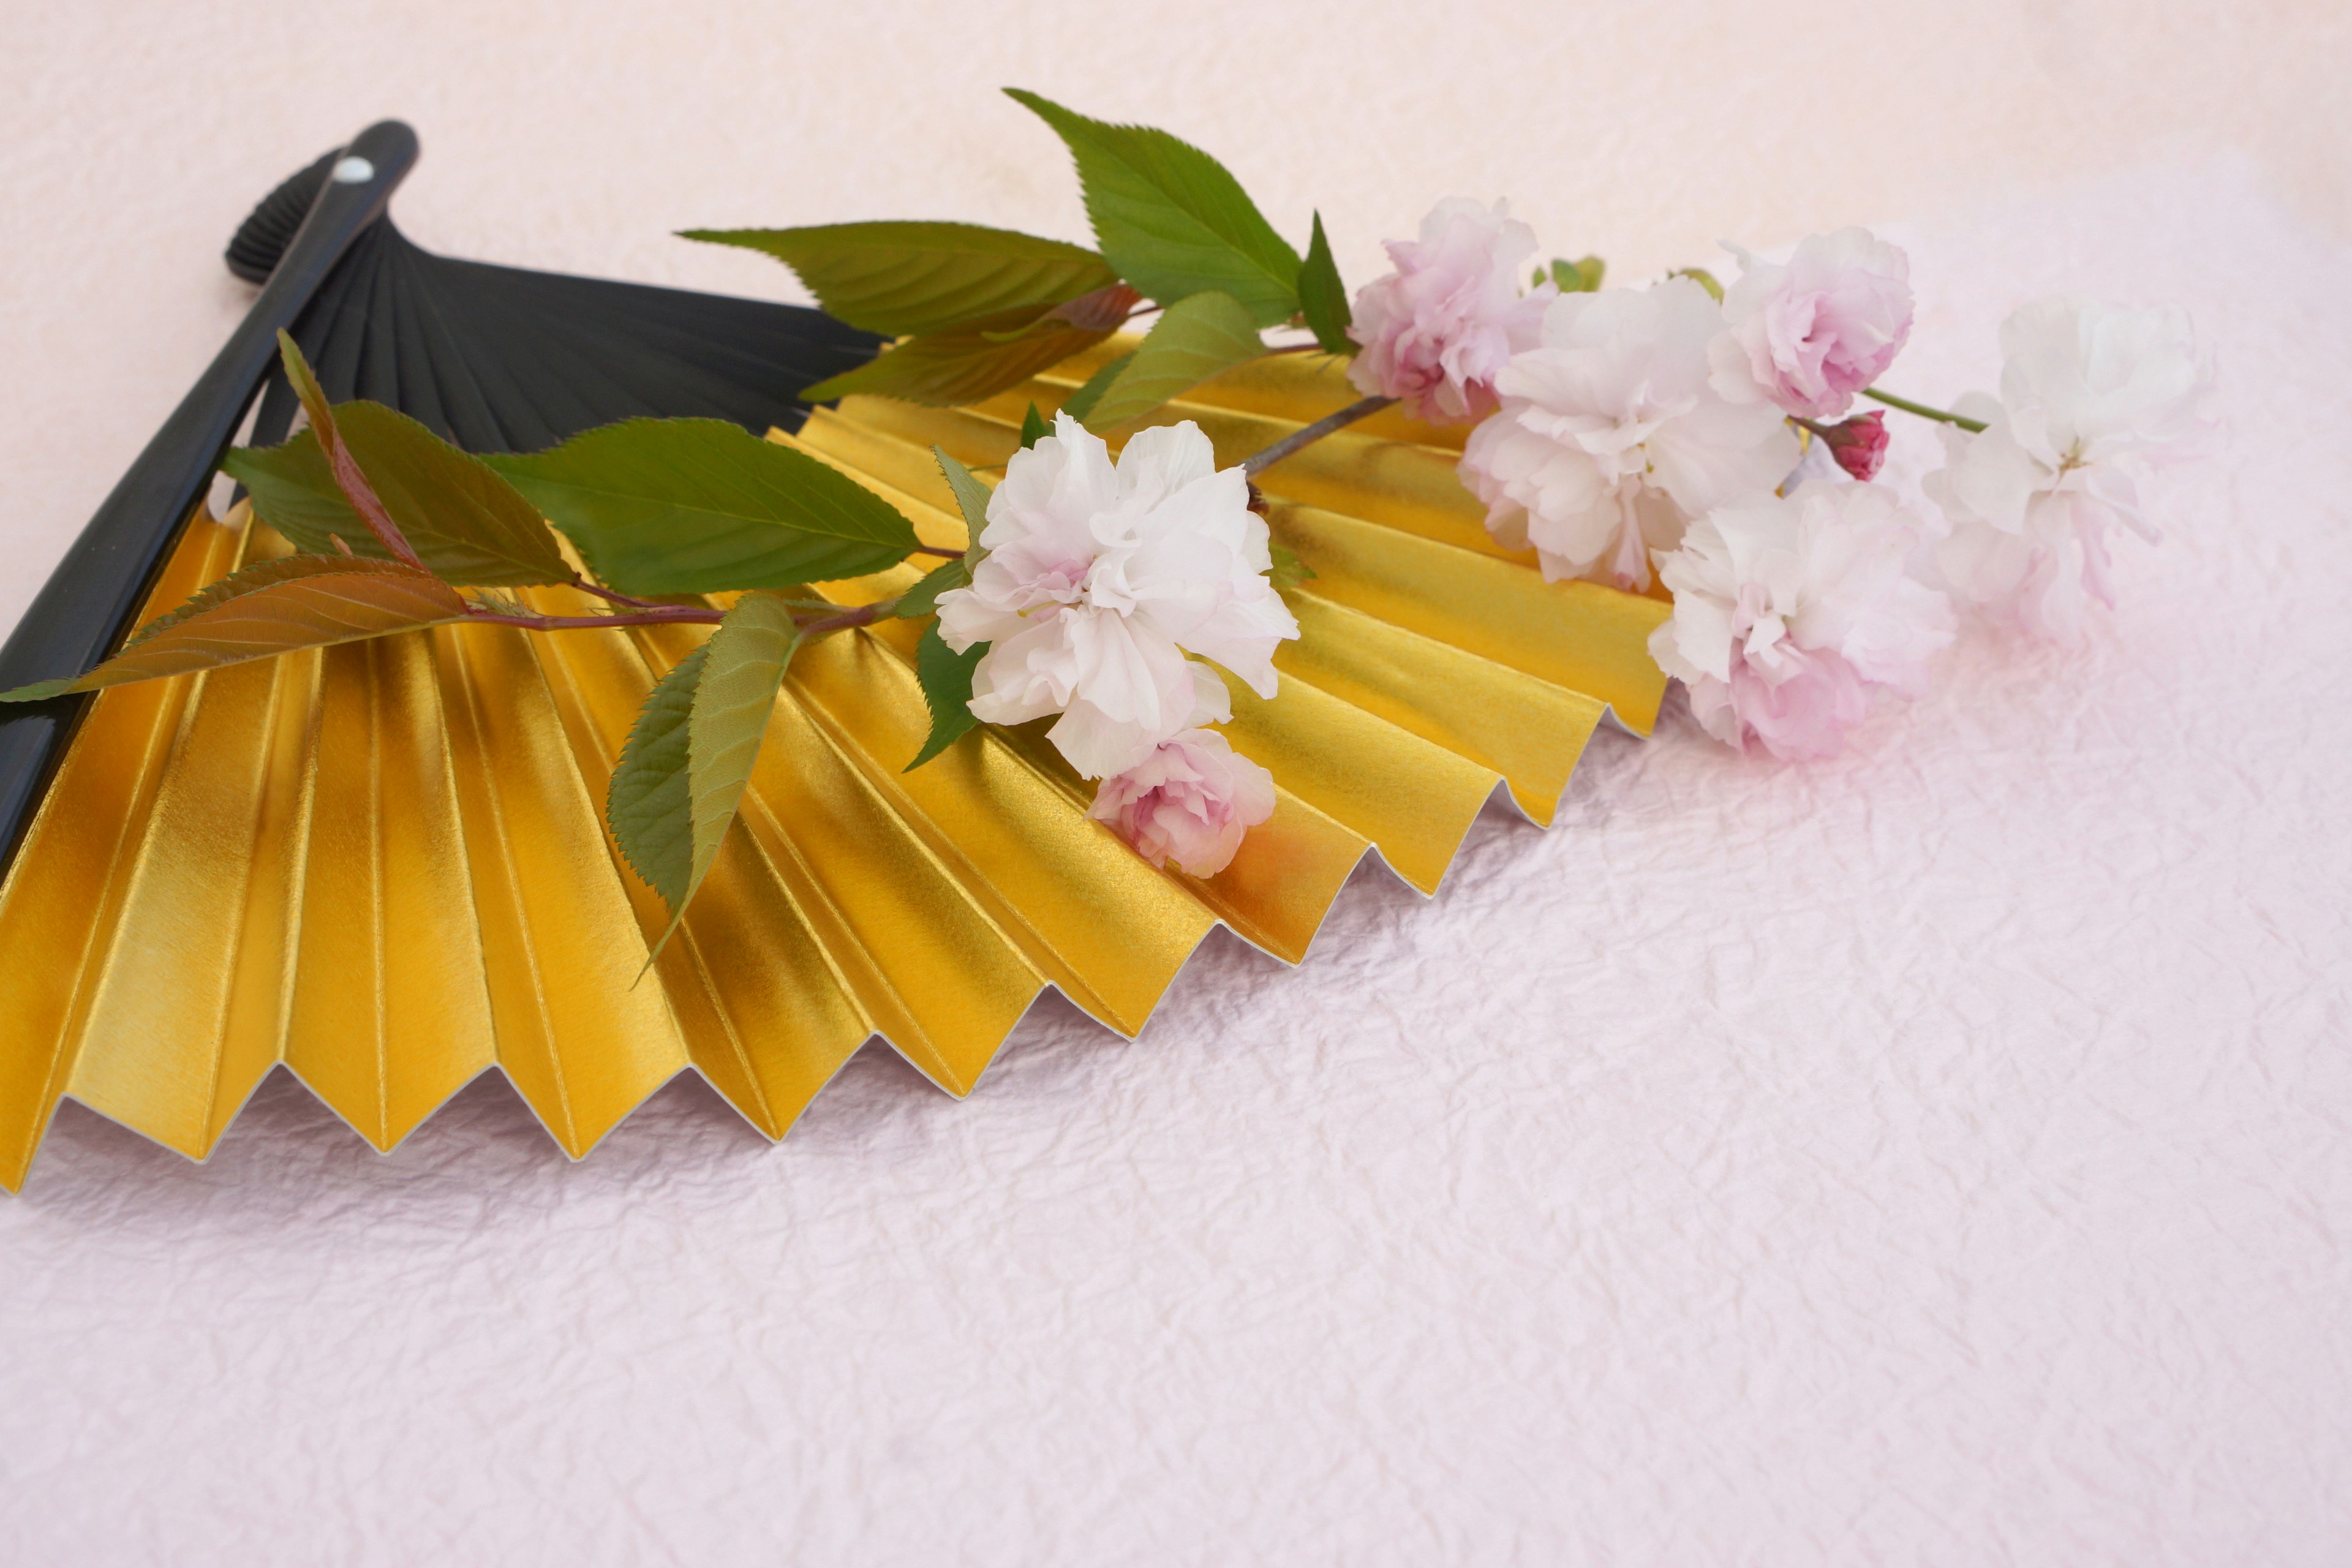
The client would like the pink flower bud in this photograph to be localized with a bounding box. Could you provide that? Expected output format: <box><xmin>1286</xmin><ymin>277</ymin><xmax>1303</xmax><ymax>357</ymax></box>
<box><xmin>1088</xmin><ymin>728</ymin><xmax>1276</xmax><ymax>879</ymax></box>
<box><xmin>1818</xmin><ymin>410</ymin><xmax>1890</xmax><ymax>480</ymax></box>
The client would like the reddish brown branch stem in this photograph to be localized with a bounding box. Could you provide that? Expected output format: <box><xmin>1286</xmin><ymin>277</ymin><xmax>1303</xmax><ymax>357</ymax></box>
<box><xmin>570</xmin><ymin>576</ymin><xmax>669</xmax><ymax>610</ymax></box>
<box><xmin>466</xmin><ymin>605</ymin><xmax>727</xmax><ymax>632</ymax></box>
<box><xmin>461</xmin><ymin>595</ymin><xmax>902</xmax><ymax>638</ymax></box>
<box><xmin>794</xmin><ymin>600</ymin><xmax>896</xmax><ymax>637</ymax></box>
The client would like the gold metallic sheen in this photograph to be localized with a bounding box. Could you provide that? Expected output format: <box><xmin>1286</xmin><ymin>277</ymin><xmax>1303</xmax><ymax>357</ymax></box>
<box><xmin>0</xmin><ymin>355</ymin><xmax>1668</xmax><ymax>1188</ymax></box>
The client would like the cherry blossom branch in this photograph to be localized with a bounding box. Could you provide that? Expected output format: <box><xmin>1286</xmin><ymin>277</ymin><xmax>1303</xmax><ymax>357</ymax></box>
<box><xmin>793</xmin><ymin>598</ymin><xmax>898</xmax><ymax>637</ymax></box>
<box><xmin>1861</xmin><ymin>387</ymin><xmax>1988</xmax><ymax>433</ymax></box>
<box><xmin>466</xmin><ymin>604</ymin><xmax>725</xmax><ymax>631</ymax></box>
<box><xmin>571</xmin><ymin>576</ymin><xmax>670</xmax><ymax>610</ymax></box>
<box><xmin>461</xmin><ymin>596</ymin><xmax>902</xmax><ymax>636</ymax></box>
<box><xmin>908</xmin><ymin>543</ymin><xmax>964</xmax><ymax>559</ymax></box>
<box><xmin>1240</xmin><ymin>394</ymin><xmax>1396</xmax><ymax>477</ymax></box>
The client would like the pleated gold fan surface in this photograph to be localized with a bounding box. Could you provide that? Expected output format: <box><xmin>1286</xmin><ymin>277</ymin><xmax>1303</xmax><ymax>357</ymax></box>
<box><xmin>0</xmin><ymin>343</ymin><xmax>1668</xmax><ymax>1189</ymax></box>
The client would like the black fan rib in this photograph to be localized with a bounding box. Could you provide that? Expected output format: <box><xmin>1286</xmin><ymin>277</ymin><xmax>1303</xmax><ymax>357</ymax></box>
<box><xmin>234</xmin><ymin>205</ymin><xmax>883</xmax><ymax>456</ymax></box>
<box><xmin>224</xmin><ymin>150</ymin><xmax>339</xmax><ymax>284</ymax></box>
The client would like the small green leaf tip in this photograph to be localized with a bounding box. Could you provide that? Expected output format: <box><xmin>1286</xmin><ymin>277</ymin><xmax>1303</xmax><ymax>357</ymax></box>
<box><xmin>907</xmin><ymin>619</ymin><xmax>985</xmax><ymax>771</ymax></box>
<box><xmin>1298</xmin><ymin>212</ymin><xmax>1353</xmax><ymax>355</ymax></box>
<box><xmin>1669</xmin><ymin>266</ymin><xmax>1722</xmax><ymax>302</ymax></box>
<box><xmin>930</xmin><ymin>445</ymin><xmax>995</xmax><ymax>545</ymax></box>
<box><xmin>1019</xmin><ymin>402</ymin><xmax>1050</xmax><ymax>450</ymax></box>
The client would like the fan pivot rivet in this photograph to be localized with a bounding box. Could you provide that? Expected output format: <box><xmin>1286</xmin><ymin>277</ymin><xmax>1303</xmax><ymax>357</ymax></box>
<box><xmin>331</xmin><ymin>156</ymin><xmax>375</xmax><ymax>184</ymax></box>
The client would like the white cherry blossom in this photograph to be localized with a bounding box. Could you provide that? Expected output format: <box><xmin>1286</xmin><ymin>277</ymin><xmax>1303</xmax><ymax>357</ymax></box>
<box><xmin>934</xmin><ymin>413</ymin><xmax>1298</xmax><ymax>778</ymax></box>
<box><xmin>1458</xmin><ymin>278</ymin><xmax>1801</xmax><ymax>590</ymax></box>
<box><xmin>1928</xmin><ymin>298</ymin><xmax>2211</xmax><ymax>642</ymax></box>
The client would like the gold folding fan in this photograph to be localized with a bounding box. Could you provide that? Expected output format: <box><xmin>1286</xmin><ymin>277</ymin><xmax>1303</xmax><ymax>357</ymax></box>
<box><xmin>0</xmin><ymin>143</ymin><xmax>1667</xmax><ymax>1189</ymax></box>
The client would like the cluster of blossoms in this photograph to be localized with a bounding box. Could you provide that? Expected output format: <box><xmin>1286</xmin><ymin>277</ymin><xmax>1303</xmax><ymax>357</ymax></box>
<box><xmin>935</xmin><ymin>414</ymin><xmax>1294</xmax><ymax>877</ymax></box>
<box><xmin>1346</xmin><ymin>201</ymin><xmax>2212</xmax><ymax>760</ymax></box>
<box><xmin>932</xmin><ymin>202</ymin><xmax>2212</xmax><ymax>875</ymax></box>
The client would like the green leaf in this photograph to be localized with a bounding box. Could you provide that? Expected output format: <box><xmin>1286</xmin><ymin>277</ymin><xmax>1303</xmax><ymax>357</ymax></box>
<box><xmin>1019</xmin><ymin>401</ymin><xmax>1050</xmax><ymax>449</ymax></box>
<box><xmin>484</xmin><ymin>418</ymin><xmax>919</xmax><ymax>594</ymax></box>
<box><xmin>0</xmin><ymin>555</ymin><xmax>470</xmax><ymax>702</ymax></box>
<box><xmin>799</xmin><ymin>304</ymin><xmax>1122</xmax><ymax>407</ymax></box>
<box><xmin>1059</xmin><ymin>353</ymin><xmax>1134</xmax><ymax>424</ymax></box>
<box><xmin>1548</xmin><ymin>255</ymin><xmax>1606</xmax><ymax>293</ymax></box>
<box><xmin>679</xmin><ymin>222</ymin><xmax>1118</xmax><ymax>337</ymax></box>
<box><xmin>895</xmin><ymin>557</ymin><xmax>971</xmax><ymax>619</ymax></box>
<box><xmin>1269</xmin><ymin>541</ymin><xmax>1316</xmax><ymax>591</ymax></box>
<box><xmin>224</xmin><ymin>404</ymin><xmax>573</xmax><ymax>586</ymax></box>
<box><xmin>1298</xmin><ymin>211</ymin><xmax>1352</xmax><ymax>355</ymax></box>
<box><xmin>895</xmin><ymin>444</ymin><xmax>992</xmax><ymax>617</ymax></box>
<box><xmin>606</xmin><ymin>642</ymin><xmax>709</xmax><ymax>911</ymax></box>
<box><xmin>906</xmin><ymin>619</ymin><xmax>984</xmax><ymax>771</ymax></box>
<box><xmin>683</xmin><ymin>594</ymin><xmax>800</xmax><ymax>914</ymax></box>
<box><xmin>1060</xmin><ymin>290</ymin><xmax>1264</xmax><ymax>431</ymax></box>
<box><xmin>931</xmin><ymin>445</ymin><xmax>994</xmax><ymax>541</ymax></box>
<box><xmin>1005</xmin><ymin>89</ymin><xmax>1302</xmax><ymax>328</ymax></box>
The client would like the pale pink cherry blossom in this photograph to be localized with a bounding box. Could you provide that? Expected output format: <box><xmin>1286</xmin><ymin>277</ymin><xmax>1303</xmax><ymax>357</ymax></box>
<box><xmin>1458</xmin><ymin>278</ymin><xmax>1800</xmax><ymax>590</ymax></box>
<box><xmin>1927</xmin><ymin>298</ymin><xmax>2212</xmax><ymax>643</ymax></box>
<box><xmin>1346</xmin><ymin>198</ymin><xmax>1555</xmax><ymax>425</ymax></box>
<box><xmin>1649</xmin><ymin>480</ymin><xmax>1954</xmax><ymax>761</ymax></box>
<box><xmin>1088</xmin><ymin>726</ymin><xmax>1277</xmax><ymax>878</ymax></box>
<box><xmin>934</xmin><ymin>412</ymin><xmax>1298</xmax><ymax>778</ymax></box>
<box><xmin>1709</xmin><ymin>228</ymin><xmax>1914</xmax><ymax>421</ymax></box>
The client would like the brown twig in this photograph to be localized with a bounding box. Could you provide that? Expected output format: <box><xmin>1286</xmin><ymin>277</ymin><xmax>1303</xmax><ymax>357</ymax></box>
<box><xmin>570</xmin><ymin>576</ymin><xmax>669</xmax><ymax>611</ymax></box>
<box><xmin>1240</xmin><ymin>394</ymin><xmax>1397</xmax><ymax>477</ymax></box>
<box><xmin>465</xmin><ymin>605</ymin><xmax>727</xmax><ymax>632</ymax></box>
<box><xmin>463</xmin><ymin>595</ymin><xmax>902</xmax><ymax>638</ymax></box>
<box><xmin>793</xmin><ymin>599</ymin><xmax>897</xmax><ymax>638</ymax></box>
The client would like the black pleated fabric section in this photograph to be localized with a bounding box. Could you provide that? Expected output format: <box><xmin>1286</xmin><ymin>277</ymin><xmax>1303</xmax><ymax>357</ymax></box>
<box><xmin>246</xmin><ymin>221</ymin><xmax>881</xmax><ymax>454</ymax></box>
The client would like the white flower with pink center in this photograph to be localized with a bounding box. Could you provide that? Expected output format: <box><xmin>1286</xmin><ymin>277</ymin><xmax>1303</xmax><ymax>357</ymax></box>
<box><xmin>1928</xmin><ymin>298</ymin><xmax>2212</xmax><ymax>643</ymax></box>
<box><xmin>933</xmin><ymin>412</ymin><xmax>1298</xmax><ymax>778</ymax></box>
<box><xmin>1088</xmin><ymin>727</ymin><xmax>1276</xmax><ymax>878</ymax></box>
<box><xmin>1458</xmin><ymin>279</ymin><xmax>1800</xmax><ymax>590</ymax></box>
<box><xmin>1346</xmin><ymin>198</ymin><xmax>1553</xmax><ymax>426</ymax></box>
<box><xmin>1709</xmin><ymin>228</ymin><xmax>1914</xmax><ymax>421</ymax></box>
<box><xmin>1649</xmin><ymin>480</ymin><xmax>1954</xmax><ymax>761</ymax></box>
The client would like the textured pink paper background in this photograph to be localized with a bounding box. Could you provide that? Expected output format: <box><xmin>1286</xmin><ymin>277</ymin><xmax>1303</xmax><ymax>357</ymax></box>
<box><xmin>3</xmin><ymin>4</ymin><xmax>2350</xmax><ymax>1563</ymax></box>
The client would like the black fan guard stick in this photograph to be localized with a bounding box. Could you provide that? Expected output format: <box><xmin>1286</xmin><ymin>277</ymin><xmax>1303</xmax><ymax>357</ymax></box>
<box><xmin>0</xmin><ymin>121</ymin><xmax>418</xmax><ymax>878</ymax></box>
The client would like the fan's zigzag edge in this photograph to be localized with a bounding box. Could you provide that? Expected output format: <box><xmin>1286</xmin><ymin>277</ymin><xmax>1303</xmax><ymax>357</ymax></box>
<box><xmin>2</xmin><ymin>353</ymin><xmax>1665</xmax><ymax>1188</ymax></box>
